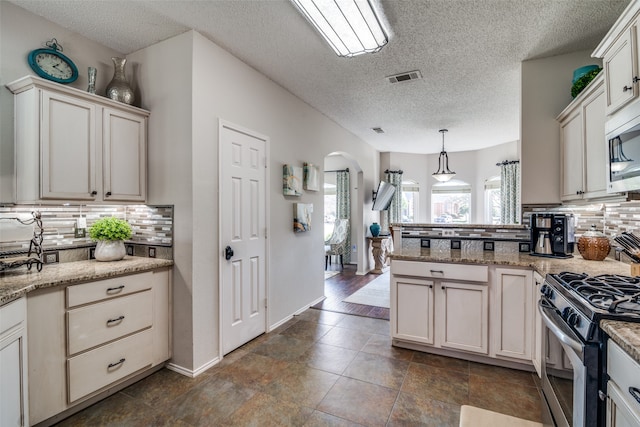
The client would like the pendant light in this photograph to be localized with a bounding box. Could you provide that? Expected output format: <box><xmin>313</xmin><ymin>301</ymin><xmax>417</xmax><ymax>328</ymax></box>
<box><xmin>432</xmin><ymin>129</ymin><xmax>456</xmax><ymax>182</ymax></box>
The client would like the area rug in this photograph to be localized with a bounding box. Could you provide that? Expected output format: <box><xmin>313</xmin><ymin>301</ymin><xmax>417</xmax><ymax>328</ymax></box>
<box><xmin>342</xmin><ymin>272</ymin><xmax>390</xmax><ymax>308</ymax></box>
<box><xmin>324</xmin><ymin>271</ymin><xmax>340</xmax><ymax>280</ymax></box>
<box><xmin>459</xmin><ymin>405</ymin><xmax>543</xmax><ymax>427</ymax></box>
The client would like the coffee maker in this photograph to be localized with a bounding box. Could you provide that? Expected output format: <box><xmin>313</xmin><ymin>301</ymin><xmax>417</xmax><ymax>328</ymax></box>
<box><xmin>530</xmin><ymin>213</ymin><xmax>575</xmax><ymax>258</ymax></box>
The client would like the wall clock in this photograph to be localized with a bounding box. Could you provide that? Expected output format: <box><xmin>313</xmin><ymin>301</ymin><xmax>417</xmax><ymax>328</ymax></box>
<box><xmin>28</xmin><ymin>38</ymin><xmax>78</xmax><ymax>84</ymax></box>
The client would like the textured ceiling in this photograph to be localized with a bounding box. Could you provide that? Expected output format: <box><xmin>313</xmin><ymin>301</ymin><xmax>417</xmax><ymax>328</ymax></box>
<box><xmin>9</xmin><ymin>0</ymin><xmax>631</xmax><ymax>154</ymax></box>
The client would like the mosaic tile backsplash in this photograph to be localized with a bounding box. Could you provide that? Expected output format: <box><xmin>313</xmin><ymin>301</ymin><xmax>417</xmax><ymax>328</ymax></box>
<box><xmin>0</xmin><ymin>204</ymin><xmax>173</xmax><ymax>261</ymax></box>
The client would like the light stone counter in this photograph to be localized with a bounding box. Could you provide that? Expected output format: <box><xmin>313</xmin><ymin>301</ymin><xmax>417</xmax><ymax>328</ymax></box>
<box><xmin>0</xmin><ymin>256</ymin><xmax>173</xmax><ymax>305</ymax></box>
<box><xmin>601</xmin><ymin>320</ymin><xmax>640</xmax><ymax>365</ymax></box>
<box><xmin>390</xmin><ymin>247</ymin><xmax>631</xmax><ymax>277</ymax></box>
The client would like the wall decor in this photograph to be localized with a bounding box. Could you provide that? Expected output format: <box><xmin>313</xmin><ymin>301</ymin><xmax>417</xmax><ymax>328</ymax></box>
<box><xmin>28</xmin><ymin>38</ymin><xmax>78</xmax><ymax>84</ymax></box>
<box><xmin>106</xmin><ymin>57</ymin><xmax>135</xmax><ymax>105</ymax></box>
<box><xmin>283</xmin><ymin>164</ymin><xmax>303</xmax><ymax>196</ymax></box>
<box><xmin>303</xmin><ymin>162</ymin><xmax>319</xmax><ymax>191</ymax></box>
<box><xmin>293</xmin><ymin>203</ymin><xmax>312</xmax><ymax>233</ymax></box>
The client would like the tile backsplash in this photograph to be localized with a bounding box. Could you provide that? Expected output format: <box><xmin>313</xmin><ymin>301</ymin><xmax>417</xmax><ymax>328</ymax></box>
<box><xmin>0</xmin><ymin>204</ymin><xmax>173</xmax><ymax>261</ymax></box>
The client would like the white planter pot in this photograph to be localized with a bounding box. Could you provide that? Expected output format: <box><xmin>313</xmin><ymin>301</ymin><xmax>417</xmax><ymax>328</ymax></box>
<box><xmin>95</xmin><ymin>240</ymin><xmax>126</xmax><ymax>261</ymax></box>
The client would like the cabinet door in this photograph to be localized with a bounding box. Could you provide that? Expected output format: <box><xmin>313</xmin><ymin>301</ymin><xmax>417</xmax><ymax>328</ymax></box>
<box><xmin>583</xmin><ymin>84</ymin><xmax>608</xmax><ymax>198</ymax></box>
<box><xmin>560</xmin><ymin>109</ymin><xmax>584</xmax><ymax>201</ymax></box>
<box><xmin>605</xmin><ymin>28</ymin><xmax>636</xmax><ymax>115</ymax></box>
<box><xmin>0</xmin><ymin>299</ymin><xmax>28</xmax><ymax>427</ymax></box>
<box><xmin>438</xmin><ymin>281</ymin><xmax>489</xmax><ymax>354</ymax></box>
<box><xmin>608</xmin><ymin>382</ymin><xmax>640</xmax><ymax>427</ymax></box>
<box><xmin>41</xmin><ymin>91</ymin><xmax>97</xmax><ymax>200</ymax></box>
<box><xmin>391</xmin><ymin>276</ymin><xmax>434</xmax><ymax>345</ymax></box>
<box><xmin>492</xmin><ymin>268</ymin><xmax>533</xmax><ymax>361</ymax></box>
<box><xmin>102</xmin><ymin>108</ymin><xmax>147</xmax><ymax>202</ymax></box>
<box><xmin>532</xmin><ymin>273</ymin><xmax>543</xmax><ymax>377</ymax></box>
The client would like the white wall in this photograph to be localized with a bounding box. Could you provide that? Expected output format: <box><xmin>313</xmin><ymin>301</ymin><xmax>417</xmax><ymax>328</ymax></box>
<box><xmin>129</xmin><ymin>30</ymin><xmax>380</xmax><ymax>372</ymax></box>
<box><xmin>382</xmin><ymin>140</ymin><xmax>518</xmax><ymax>224</ymax></box>
<box><xmin>521</xmin><ymin>50</ymin><xmax>601</xmax><ymax>205</ymax></box>
<box><xmin>0</xmin><ymin>2</ymin><xmax>123</xmax><ymax>202</ymax></box>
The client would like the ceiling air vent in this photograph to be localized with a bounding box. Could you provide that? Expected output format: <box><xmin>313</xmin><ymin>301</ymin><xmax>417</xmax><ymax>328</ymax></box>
<box><xmin>372</xmin><ymin>127</ymin><xmax>385</xmax><ymax>134</ymax></box>
<box><xmin>387</xmin><ymin>70</ymin><xmax>422</xmax><ymax>84</ymax></box>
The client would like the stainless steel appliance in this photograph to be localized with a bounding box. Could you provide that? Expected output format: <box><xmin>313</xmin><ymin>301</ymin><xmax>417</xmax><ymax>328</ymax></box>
<box><xmin>539</xmin><ymin>272</ymin><xmax>640</xmax><ymax>426</ymax></box>
<box><xmin>530</xmin><ymin>213</ymin><xmax>575</xmax><ymax>258</ymax></box>
<box><xmin>606</xmin><ymin>114</ymin><xmax>640</xmax><ymax>193</ymax></box>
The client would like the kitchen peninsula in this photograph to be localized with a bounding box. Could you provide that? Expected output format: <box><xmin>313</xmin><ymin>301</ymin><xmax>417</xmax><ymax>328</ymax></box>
<box><xmin>389</xmin><ymin>223</ymin><xmax>631</xmax><ymax>373</ymax></box>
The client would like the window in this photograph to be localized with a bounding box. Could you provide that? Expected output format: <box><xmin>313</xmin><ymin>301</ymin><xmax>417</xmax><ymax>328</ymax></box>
<box><xmin>431</xmin><ymin>180</ymin><xmax>471</xmax><ymax>224</ymax></box>
<box><xmin>401</xmin><ymin>180</ymin><xmax>419</xmax><ymax>223</ymax></box>
<box><xmin>484</xmin><ymin>176</ymin><xmax>501</xmax><ymax>224</ymax></box>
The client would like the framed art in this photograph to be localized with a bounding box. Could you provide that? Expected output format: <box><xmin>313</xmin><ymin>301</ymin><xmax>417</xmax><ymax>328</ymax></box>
<box><xmin>283</xmin><ymin>164</ymin><xmax>303</xmax><ymax>196</ymax></box>
<box><xmin>303</xmin><ymin>162</ymin><xmax>319</xmax><ymax>191</ymax></box>
<box><xmin>293</xmin><ymin>203</ymin><xmax>312</xmax><ymax>233</ymax></box>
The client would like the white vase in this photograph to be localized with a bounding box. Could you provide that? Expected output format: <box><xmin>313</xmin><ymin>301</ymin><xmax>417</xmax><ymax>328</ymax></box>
<box><xmin>95</xmin><ymin>240</ymin><xmax>126</xmax><ymax>261</ymax></box>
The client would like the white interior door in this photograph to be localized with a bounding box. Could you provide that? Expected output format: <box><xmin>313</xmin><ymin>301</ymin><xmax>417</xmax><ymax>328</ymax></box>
<box><xmin>220</xmin><ymin>121</ymin><xmax>267</xmax><ymax>355</ymax></box>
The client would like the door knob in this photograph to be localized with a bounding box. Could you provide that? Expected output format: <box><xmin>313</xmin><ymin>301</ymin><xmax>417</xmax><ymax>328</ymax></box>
<box><xmin>225</xmin><ymin>246</ymin><xmax>234</xmax><ymax>260</ymax></box>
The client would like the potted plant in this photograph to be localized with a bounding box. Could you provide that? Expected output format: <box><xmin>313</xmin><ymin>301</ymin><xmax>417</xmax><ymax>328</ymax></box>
<box><xmin>89</xmin><ymin>217</ymin><xmax>132</xmax><ymax>261</ymax></box>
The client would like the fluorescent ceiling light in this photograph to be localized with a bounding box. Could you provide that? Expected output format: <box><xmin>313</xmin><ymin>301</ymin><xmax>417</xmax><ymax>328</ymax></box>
<box><xmin>291</xmin><ymin>0</ymin><xmax>388</xmax><ymax>57</ymax></box>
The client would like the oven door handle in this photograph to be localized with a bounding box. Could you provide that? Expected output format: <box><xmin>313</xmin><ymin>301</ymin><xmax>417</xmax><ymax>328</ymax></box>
<box><xmin>538</xmin><ymin>299</ymin><xmax>584</xmax><ymax>357</ymax></box>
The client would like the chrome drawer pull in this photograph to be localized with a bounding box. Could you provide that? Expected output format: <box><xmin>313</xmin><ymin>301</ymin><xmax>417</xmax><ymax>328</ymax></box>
<box><xmin>106</xmin><ymin>315</ymin><xmax>125</xmax><ymax>325</ymax></box>
<box><xmin>106</xmin><ymin>285</ymin><xmax>125</xmax><ymax>293</ymax></box>
<box><xmin>108</xmin><ymin>358</ymin><xmax>125</xmax><ymax>369</ymax></box>
<box><xmin>629</xmin><ymin>387</ymin><xmax>640</xmax><ymax>405</ymax></box>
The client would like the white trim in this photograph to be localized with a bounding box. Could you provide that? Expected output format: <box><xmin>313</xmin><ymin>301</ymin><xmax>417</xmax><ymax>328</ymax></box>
<box><xmin>164</xmin><ymin>356</ymin><xmax>220</xmax><ymax>378</ymax></box>
<box><xmin>267</xmin><ymin>296</ymin><xmax>325</xmax><ymax>332</ymax></box>
<box><xmin>217</xmin><ymin>118</ymin><xmax>270</xmax><ymax>359</ymax></box>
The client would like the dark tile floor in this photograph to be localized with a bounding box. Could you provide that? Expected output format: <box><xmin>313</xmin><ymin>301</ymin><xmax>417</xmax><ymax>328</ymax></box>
<box><xmin>56</xmin><ymin>308</ymin><xmax>543</xmax><ymax>427</ymax></box>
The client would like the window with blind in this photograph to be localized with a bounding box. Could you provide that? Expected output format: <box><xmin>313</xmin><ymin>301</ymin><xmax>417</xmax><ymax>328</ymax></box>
<box><xmin>431</xmin><ymin>180</ymin><xmax>471</xmax><ymax>224</ymax></box>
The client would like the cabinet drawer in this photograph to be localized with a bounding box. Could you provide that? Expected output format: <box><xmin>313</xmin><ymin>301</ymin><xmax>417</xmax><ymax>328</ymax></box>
<box><xmin>67</xmin><ymin>290</ymin><xmax>152</xmax><ymax>355</ymax></box>
<box><xmin>67</xmin><ymin>329</ymin><xmax>152</xmax><ymax>402</ymax></box>
<box><xmin>67</xmin><ymin>272</ymin><xmax>153</xmax><ymax>307</ymax></box>
<box><xmin>0</xmin><ymin>297</ymin><xmax>26</xmax><ymax>335</ymax></box>
<box><xmin>391</xmin><ymin>260</ymin><xmax>488</xmax><ymax>282</ymax></box>
<box><xmin>608</xmin><ymin>339</ymin><xmax>640</xmax><ymax>416</ymax></box>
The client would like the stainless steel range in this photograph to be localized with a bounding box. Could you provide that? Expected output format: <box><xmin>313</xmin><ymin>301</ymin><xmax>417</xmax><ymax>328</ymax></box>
<box><xmin>539</xmin><ymin>272</ymin><xmax>640</xmax><ymax>427</ymax></box>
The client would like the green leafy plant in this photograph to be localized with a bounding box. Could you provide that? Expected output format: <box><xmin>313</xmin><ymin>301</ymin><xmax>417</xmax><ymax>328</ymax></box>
<box><xmin>571</xmin><ymin>68</ymin><xmax>602</xmax><ymax>98</ymax></box>
<box><xmin>88</xmin><ymin>217</ymin><xmax>132</xmax><ymax>241</ymax></box>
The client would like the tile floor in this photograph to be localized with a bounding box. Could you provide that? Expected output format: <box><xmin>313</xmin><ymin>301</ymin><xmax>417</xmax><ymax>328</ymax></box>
<box><xmin>56</xmin><ymin>308</ymin><xmax>543</xmax><ymax>426</ymax></box>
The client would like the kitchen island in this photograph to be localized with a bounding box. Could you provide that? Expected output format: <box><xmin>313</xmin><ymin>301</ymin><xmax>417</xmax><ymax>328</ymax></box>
<box><xmin>389</xmin><ymin>247</ymin><xmax>631</xmax><ymax>372</ymax></box>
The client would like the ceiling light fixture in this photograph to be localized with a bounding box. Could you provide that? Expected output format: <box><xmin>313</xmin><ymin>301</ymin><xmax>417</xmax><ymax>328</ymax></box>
<box><xmin>290</xmin><ymin>0</ymin><xmax>388</xmax><ymax>58</ymax></box>
<box><xmin>432</xmin><ymin>129</ymin><xmax>456</xmax><ymax>182</ymax></box>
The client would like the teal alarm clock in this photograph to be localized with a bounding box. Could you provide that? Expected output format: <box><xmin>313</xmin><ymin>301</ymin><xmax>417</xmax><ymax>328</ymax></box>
<box><xmin>28</xmin><ymin>39</ymin><xmax>78</xmax><ymax>84</ymax></box>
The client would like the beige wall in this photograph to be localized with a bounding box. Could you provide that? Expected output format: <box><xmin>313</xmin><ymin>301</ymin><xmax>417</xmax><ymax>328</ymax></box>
<box><xmin>520</xmin><ymin>50</ymin><xmax>601</xmax><ymax>205</ymax></box>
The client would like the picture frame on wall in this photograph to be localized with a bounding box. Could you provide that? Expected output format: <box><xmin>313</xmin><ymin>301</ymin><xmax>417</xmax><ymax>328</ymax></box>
<box><xmin>303</xmin><ymin>162</ymin><xmax>319</xmax><ymax>191</ymax></box>
<box><xmin>283</xmin><ymin>164</ymin><xmax>303</xmax><ymax>196</ymax></box>
<box><xmin>293</xmin><ymin>203</ymin><xmax>312</xmax><ymax>233</ymax></box>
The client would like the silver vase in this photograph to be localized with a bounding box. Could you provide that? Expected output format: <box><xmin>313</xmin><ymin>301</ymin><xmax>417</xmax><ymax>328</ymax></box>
<box><xmin>106</xmin><ymin>57</ymin><xmax>134</xmax><ymax>105</ymax></box>
<box><xmin>87</xmin><ymin>67</ymin><xmax>97</xmax><ymax>94</ymax></box>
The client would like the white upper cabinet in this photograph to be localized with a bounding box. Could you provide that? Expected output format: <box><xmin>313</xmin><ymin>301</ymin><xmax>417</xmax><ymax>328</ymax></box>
<box><xmin>7</xmin><ymin>75</ymin><xmax>148</xmax><ymax>204</ymax></box>
<box><xmin>557</xmin><ymin>74</ymin><xmax>611</xmax><ymax>201</ymax></box>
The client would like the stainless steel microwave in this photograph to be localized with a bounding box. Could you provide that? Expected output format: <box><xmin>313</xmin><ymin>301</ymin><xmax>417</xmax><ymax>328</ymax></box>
<box><xmin>607</xmin><ymin>114</ymin><xmax>640</xmax><ymax>193</ymax></box>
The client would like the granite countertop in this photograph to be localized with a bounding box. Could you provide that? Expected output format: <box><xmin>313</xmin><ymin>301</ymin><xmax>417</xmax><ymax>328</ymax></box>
<box><xmin>601</xmin><ymin>320</ymin><xmax>640</xmax><ymax>365</ymax></box>
<box><xmin>0</xmin><ymin>256</ymin><xmax>173</xmax><ymax>305</ymax></box>
<box><xmin>391</xmin><ymin>223</ymin><xmax>528</xmax><ymax>230</ymax></box>
<box><xmin>390</xmin><ymin>247</ymin><xmax>632</xmax><ymax>277</ymax></box>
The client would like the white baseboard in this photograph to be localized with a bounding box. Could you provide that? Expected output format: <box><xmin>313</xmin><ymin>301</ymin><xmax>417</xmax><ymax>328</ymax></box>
<box><xmin>267</xmin><ymin>296</ymin><xmax>326</xmax><ymax>332</ymax></box>
<box><xmin>166</xmin><ymin>356</ymin><xmax>221</xmax><ymax>378</ymax></box>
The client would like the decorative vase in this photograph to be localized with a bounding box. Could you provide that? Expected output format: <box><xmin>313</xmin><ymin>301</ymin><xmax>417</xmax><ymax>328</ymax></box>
<box><xmin>95</xmin><ymin>240</ymin><xmax>126</xmax><ymax>262</ymax></box>
<box><xmin>87</xmin><ymin>67</ymin><xmax>97</xmax><ymax>94</ymax></box>
<box><xmin>106</xmin><ymin>57</ymin><xmax>135</xmax><ymax>105</ymax></box>
<box><xmin>577</xmin><ymin>225</ymin><xmax>611</xmax><ymax>261</ymax></box>
<box><xmin>370</xmin><ymin>222</ymin><xmax>381</xmax><ymax>237</ymax></box>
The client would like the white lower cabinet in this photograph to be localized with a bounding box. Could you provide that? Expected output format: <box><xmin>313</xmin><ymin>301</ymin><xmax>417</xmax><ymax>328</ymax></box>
<box><xmin>27</xmin><ymin>268</ymin><xmax>171</xmax><ymax>425</ymax></box>
<box><xmin>0</xmin><ymin>298</ymin><xmax>28</xmax><ymax>427</ymax></box>
<box><xmin>391</xmin><ymin>260</ymin><xmax>535</xmax><ymax>365</ymax></box>
<box><xmin>391</xmin><ymin>260</ymin><xmax>489</xmax><ymax>356</ymax></box>
<box><xmin>607</xmin><ymin>340</ymin><xmax>640</xmax><ymax>427</ymax></box>
<box><xmin>491</xmin><ymin>267</ymin><xmax>534</xmax><ymax>361</ymax></box>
